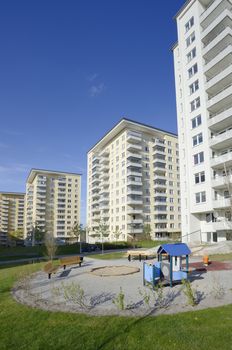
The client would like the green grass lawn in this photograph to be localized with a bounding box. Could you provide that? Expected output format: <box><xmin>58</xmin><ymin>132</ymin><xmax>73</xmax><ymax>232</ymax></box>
<box><xmin>89</xmin><ymin>252</ymin><xmax>126</xmax><ymax>260</ymax></box>
<box><xmin>1</xmin><ymin>262</ymin><xmax>232</xmax><ymax>349</ymax></box>
<box><xmin>209</xmin><ymin>253</ymin><xmax>232</xmax><ymax>261</ymax></box>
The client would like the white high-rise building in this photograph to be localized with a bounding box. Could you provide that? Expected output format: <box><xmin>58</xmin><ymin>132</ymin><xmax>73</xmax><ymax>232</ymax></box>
<box><xmin>87</xmin><ymin>118</ymin><xmax>181</xmax><ymax>242</ymax></box>
<box><xmin>173</xmin><ymin>0</ymin><xmax>232</xmax><ymax>243</ymax></box>
<box><xmin>25</xmin><ymin>169</ymin><xmax>81</xmax><ymax>241</ymax></box>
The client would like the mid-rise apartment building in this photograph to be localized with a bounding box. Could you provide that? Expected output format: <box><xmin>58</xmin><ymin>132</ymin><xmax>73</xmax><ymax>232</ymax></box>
<box><xmin>25</xmin><ymin>169</ymin><xmax>81</xmax><ymax>240</ymax></box>
<box><xmin>87</xmin><ymin>118</ymin><xmax>181</xmax><ymax>242</ymax></box>
<box><xmin>173</xmin><ymin>0</ymin><xmax>232</xmax><ymax>243</ymax></box>
<box><xmin>0</xmin><ymin>192</ymin><xmax>25</xmax><ymax>245</ymax></box>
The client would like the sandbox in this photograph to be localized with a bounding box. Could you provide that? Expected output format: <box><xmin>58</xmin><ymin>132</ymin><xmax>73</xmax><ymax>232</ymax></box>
<box><xmin>90</xmin><ymin>265</ymin><xmax>140</xmax><ymax>276</ymax></box>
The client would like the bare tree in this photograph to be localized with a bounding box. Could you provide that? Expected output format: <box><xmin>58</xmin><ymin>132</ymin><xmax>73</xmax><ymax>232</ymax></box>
<box><xmin>96</xmin><ymin>221</ymin><xmax>109</xmax><ymax>254</ymax></box>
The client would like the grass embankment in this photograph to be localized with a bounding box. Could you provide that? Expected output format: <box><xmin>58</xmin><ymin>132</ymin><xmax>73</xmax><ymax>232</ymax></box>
<box><xmin>1</xmin><ymin>262</ymin><xmax>232</xmax><ymax>349</ymax></box>
<box><xmin>209</xmin><ymin>253</ymin><xmax>232</xmax><ymax>261</ymax></box>
<box><xmin>90</xmin><ymin>252</ymin><xmax>126</xmax><ymax>260</ymax></box>
<box><xmin>0</xmin><ymin>240</ymin><xmax>167</xmax><ymax>262</ymax></box>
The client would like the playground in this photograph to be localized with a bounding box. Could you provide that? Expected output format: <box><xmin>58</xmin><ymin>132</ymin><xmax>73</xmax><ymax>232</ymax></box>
<box><xmin>13</xmin><ymin>243</ymin><xmax>232</xmax><ymax>317</ymax></box>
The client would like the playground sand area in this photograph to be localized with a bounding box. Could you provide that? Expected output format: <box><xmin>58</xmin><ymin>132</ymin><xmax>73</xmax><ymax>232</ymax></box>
<box><xmin>13</xmin><ymin>257</ymin><xmax>232</xmax><ymax>316</ymax></box>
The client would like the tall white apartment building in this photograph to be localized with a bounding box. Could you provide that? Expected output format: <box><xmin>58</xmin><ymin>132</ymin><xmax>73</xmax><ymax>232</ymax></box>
<box><xmin>173</xmin><ymin>0</ymin><xmax>232</xmax><ymax>243</ymax></box>
<box><xmin>25</xmin><ymin>169</ymin><xmax>81</xmax><ymax>240</ymax></box>
<box><xmin>87</xmin><ymin>118</ymin><xmax>181</xmax><ymax>242</ymax></box>
<box><xmin>0</xmin><ymin>192</ymin><xmax>25</xmax><ymax>245</ymax></box>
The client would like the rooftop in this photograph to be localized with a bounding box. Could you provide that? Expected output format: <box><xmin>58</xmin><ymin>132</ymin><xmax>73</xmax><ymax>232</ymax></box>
<box><xmin>27</xmin><ymin>168</ymin><xmax>82</xmax><ymax>183</ymax></box>
<box><xmin>88</xmin><ymin>117</ymin><xmax>178</xmax><ymax>154</ymax></box>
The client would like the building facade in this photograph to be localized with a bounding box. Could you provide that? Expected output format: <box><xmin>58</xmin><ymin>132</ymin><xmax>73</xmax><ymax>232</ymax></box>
<box><xmin>25</xmin><ymin>169</ymin><xmax>81</xmax><ymax>240</ymax></box>
<box><xmin>87</xmin><ymin>118</ymin><xmax>181</xmax><ymax>242</ymax></box>
<box><xmin>0</xmin><ymin>192</ymin><xmax>25</xmax><ymax>245</ymax></box>
<box><xmin>173</xmin><ymin>0</ymin><xmax>232</xmax><ymax>243</ymax></box>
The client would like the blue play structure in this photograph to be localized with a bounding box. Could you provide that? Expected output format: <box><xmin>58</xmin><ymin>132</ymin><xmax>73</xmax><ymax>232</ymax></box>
<box><xmin>143</xmin><ymin>243</ymin><xmax>191</xmax><ymax>287</ymax></box>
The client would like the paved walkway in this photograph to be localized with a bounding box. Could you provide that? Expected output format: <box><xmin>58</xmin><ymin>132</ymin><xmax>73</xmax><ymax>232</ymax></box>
<box><xmin>13</xmin><ymin>256</ymin><xmax>232</xmax><ymax>317</ymax></box>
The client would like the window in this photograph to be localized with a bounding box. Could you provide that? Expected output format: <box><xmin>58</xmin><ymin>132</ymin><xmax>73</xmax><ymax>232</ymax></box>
<box><xmin>195</xmin><ymin>191</ymin><xmax>206</xmax><ymax>203</ymax></box>
<box><xmin>195</xmin><ymin>171</ymin><xmax>205</xmax><ymax>184</ymax></box>
<box><xmin>191</xmin><ymin>97</ymin><xmax>200</xmax><ymax>111</ymax></box>
<box><xmin>192</xmin><ymin>132</ymin><xmax>203</xmax><ymax>146</ymax></box>
<box><xmin>194</xmin><ymin>152</ymin><xmax>204</xmax><ymax>165</ymax></box>
<box><xmin>186</xmin><ymin>31</ymin><xmax>195</xmax><ymax>47</ymax></box>
<box><xmin>185</xmin><ymin>17</ymin><xmax>194</xmax><ymax>32</ymax></box>
<box><xmin>189</xmin><ymin>80</ymin><xmax>199</xmax><ymax>94</ymax></box>
<box><xmin>187</xmin><ymin>47</ymin><xmax>196</xmax><ymax>63</ymax></box>
<box><xmin>192</xmin><ymin>115</ymin><xmax>202</xmax><ymax>128</ymax></box>
<box><xmin>188</xmin><ymin>63</ymin><xmax>198</xmax><ymax>78</ymax></box>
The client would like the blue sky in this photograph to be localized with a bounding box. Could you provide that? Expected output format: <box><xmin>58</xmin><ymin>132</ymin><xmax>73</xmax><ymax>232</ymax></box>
<box><xmin>0</xmin><ymin>0</ymin><xmax>185</xmax><ymax>224</ymax></box>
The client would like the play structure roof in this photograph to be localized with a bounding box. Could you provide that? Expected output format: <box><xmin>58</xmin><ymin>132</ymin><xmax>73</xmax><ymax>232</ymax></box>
<box><xmin>157</xmin><ymin>243</ymin><xmax>191</xmax><ymax>257</ymax></box>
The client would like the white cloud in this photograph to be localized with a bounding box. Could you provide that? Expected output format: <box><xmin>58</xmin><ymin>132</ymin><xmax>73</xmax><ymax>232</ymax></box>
<box><xmin>89</xmin><ymin>83</ymin><xmax>105</xmax><ymax>97</ymax></box>
<box><xmin>87</xmin><ymin>73</ymin><xmax>98</xmax><ymax>82</ymax></box>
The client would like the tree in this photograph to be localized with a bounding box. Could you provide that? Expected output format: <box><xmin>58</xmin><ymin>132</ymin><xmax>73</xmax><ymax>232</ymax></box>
<box><xmin>70</xmin><ymin>222</ymin><xmax>85</xmax><ymax>253</ymax></box>
<box><xmin>44</xmin><ymin>231</ymin><xmax>57</xmax><ymax>261</ymax></box>
<box><xmin>29</xmin><ymin>223</ymin><xmax>45</xmax><ymax>246</ymax></box>
<box><xmin>113</xmin><ymin>227</ymin><xmax>122</xmax><ymax>244</ymax></box>
<box><xmin>143</xmin><ymin>224</ymin><xmax>152</xmax><ymax>241</ymax></box>
<box><xmin>8</xmin><ymin>229</ymin><xmax>24</xmax><ymax>245</ymax></box>
<box><xmin>96</xmin><ymin>221</ymin><xmax>109</xmax><ymax>254</ymax></box>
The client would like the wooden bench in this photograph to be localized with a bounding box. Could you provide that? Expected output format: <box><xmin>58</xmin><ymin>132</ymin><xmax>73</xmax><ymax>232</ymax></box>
<box><xmin>60</xmin><ymin>256</ymin><xmax>83</xmax><ymax>270</ymax></box>
<box><xmin>43</xmin><ymin>261</ymin><xmax>59</xmax><ymax>279</ymax></box>
<box><xmin>127</xmin><ymin>250</ymin><xmax>155</xmax><ymax>262</ymax></box>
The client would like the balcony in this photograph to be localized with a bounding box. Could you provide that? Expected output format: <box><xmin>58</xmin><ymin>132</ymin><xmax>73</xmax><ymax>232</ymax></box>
<box><xmin>207</xmin><ymin>84</ymin><xmax>232</xmax><ymax>114</ymax></box>
<box><xmin>154</xmin><ymin>174</ymin><xmax>166</xmax><ymax>181</ymax></box>
<box><xmin>201</xmin><ymin>0</ymin><xmax>231</xmax><ymax>29</ymax></box>
<box><xmin>127</xmin><ymin>152</ymin><xmax>142</xmax><ymax>159</ymax></box>
<box><xmin>127</xmin><ymin>188</ymin><xmax>143</xmax><ymax>196</ymax></box>
<box><xmin>206</xmin><ymin>65</ymin><xmax>232</xmax><ymax>97</ymax></box>
<box><xmin>211</xmin><ymin>151</ymin><xmax>232</xmax><ymax>168</ymax></box>
<box><xmin>154</xmin><ymin>181</ymin><xmax>167</xmax><ymax>189</ymax></box>
<box><xmin>127</xmin><ymin>169</ymin><xmax>142</xmax><ymax>177</ymax></box>
<box><xmin>208</xmin><ymin>106</ymin><xmax>232</xmax><ymax>131</ymax></box>
<box><xmin>209</xmin><ymin>127</ymin><xmax>232</xmax><ymax>149</ymax></box>
<box><xmin>127</xmin><ymin>208</ymin><xmax>143</xmax><ymax>215</ymax></box>
<box><xmin>100</xmin><ymin>166</ymin><xmax>109</xmax><ymax>174</ymax></box>
<box><xmin>127</xmin><ymin>131</ymin><xmax>142</xmax><ymax>144</ymax></box>
<box><xmin>203</xmin><ymin>27</ymin><xmax>232</xmax><ymax>64</ymax></box>
<box><xmin>212</xmin><ymin>197</ymin><xmax>231</xmax><ymax>209</ymax></box>
<box><xmin>211</xmin><ymin>174</ymin><xmax>232</xmax><ymax>189</ymax></box>
<box><xmin>202</xmin><ymin>8</ymin><xmax>232</xmax><ymax>39</ymax></box>
<box><xmin>127</xmin><ymin>217</ymin><xmax>143</xmax><ymax>224</ymax></box>
<box><xmin>99</xmin><ymin>197</ymin><xmax>109</xmax><ymax>204</ymax></box>
<box><xmin>127</xmin><ymin>198</ymin><xmax>143</xmax><ymax>205</ymax></box>
<box><xmin>154</xmin><ymin>206</ymin><xmax>167</xmax><ymax>213</ymax></box>
<box><xmin>204</xmin><ymin>44</ymin><xmax>232</xmax><ymax>81</ymax></box>
<box><xmin>127</xmin><ymin>143</ymin><xmax>142</xmax><ymax>152</ymax></box>
<box><xmin>99</xmin><ymin>172</ymin><xmax>110</xmax><ymax>180</ymax></box>
<box><xmin>92</xmin><ymin>177</ymin><xmax>100</xmax><ymax>185</ymax></box>
<box><xmin>127</xmin><ymin>160</ymin><xmax>142</xmax><ymax>168</ymax></box>
<box><xmin>127</xmin><ymin>228</ymin><xmax>143</xmax><ymax>234</ymax></box>
<box><xmin>202</xmin><ymin>220</ymin><xmax>232</xmax><ymax>231</ymax></box>
<box><xmin>99</xmin><ymin>204</ymin><xmax>109</xmax><ymax>210</ymax></box>
<box><xmin>92</xmin><ymin>207</ymin><xmax>100</xmax><ymax>213</ymax></box>
<box><xmin>92</xmin><ymin>167</ymin><xmax>101</xmax><ymax>175</ymax></box>
<box><xmin>127</xmin><ymin>177</ymin><xmax>142</xmax><ymax>186</ymax></box>
<box><xmin>101</xmin><ymin>211</ymin><xmax>110</xmax><ymax>218</ymax></box>
<box><xmin>99</xmin><ymin>148</ymin><xmax>110</xmax><ymax>157</ymax></box>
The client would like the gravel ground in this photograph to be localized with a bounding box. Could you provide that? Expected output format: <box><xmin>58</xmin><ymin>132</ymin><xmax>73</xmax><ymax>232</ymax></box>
<box><xmin>13</xmin><ymin>257</ymin><xmax>232</xmax><ymax>317</ymax></box>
